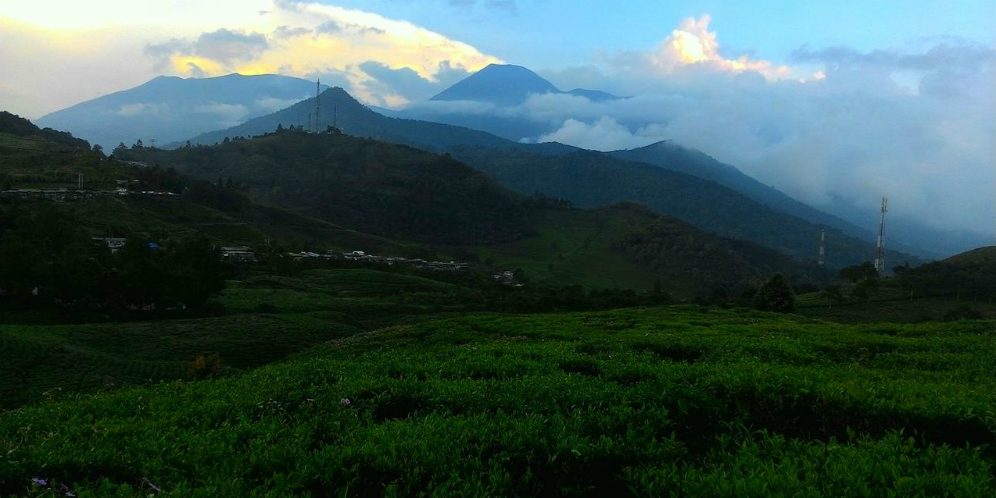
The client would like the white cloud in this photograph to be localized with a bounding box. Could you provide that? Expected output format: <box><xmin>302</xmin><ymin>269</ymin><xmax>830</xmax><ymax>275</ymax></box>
<box><xmin>193</xmin><ymin>102</ymin><xmax>250</xmax><ymax>121</ymax></box>
<box><xmin>115</xmin><ymin>103</ymin><xmax>170</xmax><ymax>117</ymax></box>
<box><xmin>532</xmin><ymin>117</ymin><xmax>665</xmax><ymax>151</ymax></box>
<box><xmin>254</xmin><ymin>96</ymin><xmax>308</xmax><ymax>112</ymax></box>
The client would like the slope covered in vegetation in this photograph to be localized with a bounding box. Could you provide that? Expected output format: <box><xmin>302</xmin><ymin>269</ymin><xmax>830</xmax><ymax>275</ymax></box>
<box><xmin>451</xmin><ymin>146</ymin><xmax>918</xmax><ymax>269</ymax></box>
<box><xmin>120</xmin><ymin>131</ymin><xmax>532</xmax><ymax>245</ymax></box>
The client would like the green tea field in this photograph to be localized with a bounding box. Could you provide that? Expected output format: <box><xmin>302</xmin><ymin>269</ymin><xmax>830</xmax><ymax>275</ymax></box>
<box><xmin>2</xmin><ymin>307</ymin><xmax>994</xmax><ymax>496</ymax></box>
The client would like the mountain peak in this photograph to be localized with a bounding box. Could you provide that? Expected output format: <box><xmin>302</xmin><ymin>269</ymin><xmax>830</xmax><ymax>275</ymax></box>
<box><xmin>430</xmin><ymin>64</ymin><xmax>559</xmax><ymax>105</ymax></box>
<box><xmin>429</xmin><ymin>64</ymin><xmax>620</xmax><ymax>105</ymax></box>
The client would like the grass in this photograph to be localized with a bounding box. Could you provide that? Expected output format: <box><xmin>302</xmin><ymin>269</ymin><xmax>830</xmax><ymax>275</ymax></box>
<box><xmin>472</xmin><ymin>209</ymin><xmax>659</xmax><ymax>292</ymax></box>
<box><xmin>0</xmin><ymin>313</ymin><xmax>360</xmax><ymax>410</ymax></box>
<box><xmin>797</xmin><ymin>286</ymin><xmax>996</xmax><ymax>323</ymax></box>
<box><xmin>1</xmin><ymin>307</ymin><xmax>994</xmax><ymax>496</ymax></box>
<box><xmin>214</xmin><ymin>269</ymin><xmax>485</xmax><ymax>327</ymax></box>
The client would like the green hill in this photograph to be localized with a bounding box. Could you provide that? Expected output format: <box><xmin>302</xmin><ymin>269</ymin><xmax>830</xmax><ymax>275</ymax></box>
<box><xmin>943</xmin><ymin>246</ymin><xmax>996</xmax><ymax>265</ymax></box>
<box><xmin>1</xmin><ymin>308</ymin><xmax>993</xmax><ymax>496</ymax></box>
<box><xmin>121</xmin><ymin>131</ymin><xmax>531</xmax><ymax>246</ymax></box>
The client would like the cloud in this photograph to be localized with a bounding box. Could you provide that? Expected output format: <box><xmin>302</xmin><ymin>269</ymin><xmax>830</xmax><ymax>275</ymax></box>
<box><xmin>791</xmin><ymin>41</ymin><xmax>995</xmax><ymax>72</ymax></box>
<box><xmin>114</xmin><ymin>103</ymin><xmax>170</xmax><ymax>117</ymax></box>
<box><xmin>446</xmin><ymin>0</ymin><xmax>518</xmax><ymax>14</ymax></box>
<box><xmin>272</xmin><ymin>25</ymin><xmax>311</xmax><ymax>38</ymax></box>
<box><xmin>254</xmin><ymin>96</ymin><xmax>308</xmax><ymax>112</ymax></box>
<box><xmin>193</xmin><ymin>102</ymin><xmax>250</xmax><ymax>121</ymax></box>
<box><xmin>8</xmin><ymin>0</ymin><xmax>501</xmax><ymax>112</ymax></box>
<box><xmin>410</xmin><ymin>16</ymin><xmax>995</xmax><ymax>236</ymax></box>
<box><xmin>193</xmin><ymin>28</ymin><xmax>268</xmax><ymax>63</ymax></box>
<box><xmin>357</xmin><ymin>60</ymin><xmax>471</xmax><ymax>102</ymax></box>
<box><xmin>634</xmin><ymin>14</ymin><xmax>790</xmax><ymax>81</ymax></box>
<box><xmin>533</xmin><ymin>117</ymin><xmax>665</xmax><ymax>151</ymax></box>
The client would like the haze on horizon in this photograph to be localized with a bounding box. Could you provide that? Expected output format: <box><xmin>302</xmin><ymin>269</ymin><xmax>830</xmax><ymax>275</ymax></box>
<box><xmin>2</xmin><ymin>0</ymin><xmax>994</xmax><ymax>240</ymax></box>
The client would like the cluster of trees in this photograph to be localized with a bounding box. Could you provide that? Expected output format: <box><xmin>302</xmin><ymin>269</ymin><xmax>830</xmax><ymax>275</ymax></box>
<box><xmin>0</xmin><ymin>203</ymin><xmax>225</xmax><ymax>313</ymax></box>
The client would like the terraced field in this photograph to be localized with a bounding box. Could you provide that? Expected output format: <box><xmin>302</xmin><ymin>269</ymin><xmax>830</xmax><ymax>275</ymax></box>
<box><xmin>2</xmin><ymin>307</ymin><xmax>993</xmax><ymax>496</ymax></box>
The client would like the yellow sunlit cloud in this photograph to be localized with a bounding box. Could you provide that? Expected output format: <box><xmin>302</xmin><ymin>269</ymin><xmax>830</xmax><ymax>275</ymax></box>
<box><xmin>652</xmin><ymin>15</ymin><xmax>791</xmax><ymax>81</ymax></box>
<box><xmin>3</xmin><ymin>0</ymin><xmax>502</xmax><ymax>110</ymax></box>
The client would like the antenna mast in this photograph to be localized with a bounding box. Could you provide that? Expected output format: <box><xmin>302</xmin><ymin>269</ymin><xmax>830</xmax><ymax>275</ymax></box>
<box><xmin>818</xmin><ymin>229</ymin><xmax>826</xmax><ymax>266</ymax></box>
<box><xmin>313</xmin><ymin>79</ymin><xmax>321</xmax><ymax>132</ymax></box>
<box><xmin>874</xmin><ymin>197</ymin><xmax>888</xmax><ymax>273</ymax></box>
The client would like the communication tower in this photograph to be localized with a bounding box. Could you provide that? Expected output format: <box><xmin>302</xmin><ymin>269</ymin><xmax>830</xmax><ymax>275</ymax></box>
<box><xmin>874</xmin><ymin>197</ymin><xmax>888</xmax><ymax>273</ymax></box>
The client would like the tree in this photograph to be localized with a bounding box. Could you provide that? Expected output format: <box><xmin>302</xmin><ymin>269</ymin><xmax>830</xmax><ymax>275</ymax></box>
<box><xmin>92</xmin><ymin>144</ymin><xmax>104</xmax><ymax>155</ymax></box>
<box><xmin>132</xmin><ymin>139</ymin><xmax>144</xmax><ymax>149</ymax></box>
<box><xmin>754</xmin><ymin>274</ymin><xmax>796</xmax><ymax>313</ymax></box>
<box><xmin>114</xmin><ymin>142</ymin><xmax>127</xmax><ymax>155</ymax></box>
<box><xmin>839</xmin><ymin>262</ymin><xmax>878</xmax><ymax>283</ymax></box>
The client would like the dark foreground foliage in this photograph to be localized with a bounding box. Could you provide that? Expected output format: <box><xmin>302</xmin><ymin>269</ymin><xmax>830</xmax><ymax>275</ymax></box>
<box><xmin>0</xmin><ymin>202</ymin><xmax>224</xmax><ymax>312</ymax></box>
<box><xmin>1</xmin><ymin>308</ymin><xmax>993</xmax><ymax>496</ymax></box>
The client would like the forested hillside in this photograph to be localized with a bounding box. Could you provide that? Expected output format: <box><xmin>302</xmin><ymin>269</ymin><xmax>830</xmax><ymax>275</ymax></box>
<box><xmin>122</xmin><ymin>130</ymin><xmax>532</xmax><ymax>245</ymax></box>
<box><xmin>451</xmin><ymin>146</ymin><xmax>918</xmax><ymax>269</ymax></box>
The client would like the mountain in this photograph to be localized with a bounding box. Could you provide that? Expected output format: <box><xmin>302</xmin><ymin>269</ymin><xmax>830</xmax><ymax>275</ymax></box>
<box><xmin>430</xmin><ymin>64</ymin><xmax>561</xmax><ymax>105</ymax></box>
<box><xmin>428</xmin><ymin>64</ymin><xmax>621</xmax><ymax>105</ymax></box>
<box><xmin>449</xmin><ymin>145</ymin><xmax>920</xmax><ymax>269</ymax></box>
<box><xmin>395</xmin><ymin>64</ymin><xmax>623</xmax><ymax>141</ymax></box>
<box><xmin>175</xmin><ymin>87</ymin><xmax>914</xmax><ymax>268</ymax></box>
<box><xmin>120</xmin><ymin>130</ymin><xmax>828</xmax><ymax>292</ymax></box>
<box><xmin>36</xmin><ymin>74</ymin><xmax>325</xmax><ymax>150</ymax></box>
<box><xmin>566</xmin><ymin>88</ymin><xmax>620</xmax><ymax>102</ymax></box>
<box><xmin>125</xmin><ymin>131</ymin><xmax>530</xmax><ymax>246</ymax></box>
<box><xmin>610</xmin><ymin>141</ymin><xmax>873</xmax><ymax>241</ymax></box>
<box><xmin>182</xmin><ymin>87</ymin><xmax>516</xmax><ymax>152</ymax></box>
<box><xmin>0</xmin><ymin>111</ymin><xmax>91</xmax><ymax>149</ymax></box>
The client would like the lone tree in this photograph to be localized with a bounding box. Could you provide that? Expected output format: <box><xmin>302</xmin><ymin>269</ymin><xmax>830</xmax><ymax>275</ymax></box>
<box><xmin>754</xmin><ymin>273</ymin><xmax>796</xmax><ymax>313</ymax></box>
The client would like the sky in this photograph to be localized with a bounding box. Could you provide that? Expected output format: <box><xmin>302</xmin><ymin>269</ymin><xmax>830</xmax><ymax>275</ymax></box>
<box><xmin>1</xmin><ymin>0</ymin><xmax>994</xmax><ymax>237</ymax></box>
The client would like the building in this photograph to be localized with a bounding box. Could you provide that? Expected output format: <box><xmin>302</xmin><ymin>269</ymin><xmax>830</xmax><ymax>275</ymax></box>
<box><xmin>221</xmin><ymin>246</ymin><xmax>257</xmax><ymax>262</ymax></box>
<box><xmin>93</xmin><ymin>237</ymin><xmax>127</xmax><ymax>253</ymax></box>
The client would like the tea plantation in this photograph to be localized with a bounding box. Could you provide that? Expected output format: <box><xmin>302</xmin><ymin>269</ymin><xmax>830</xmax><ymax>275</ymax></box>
<box><xmin>2</xmin><ymin>307</ymin><xmax>994</xmax><ymax>496</ymax></box>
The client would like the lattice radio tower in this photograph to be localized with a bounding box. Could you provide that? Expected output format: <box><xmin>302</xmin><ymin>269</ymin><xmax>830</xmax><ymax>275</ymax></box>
<box><xmin>818</xmin><ymin>229</ymin><xmax>826</xmax><ymax>266</ymax></box>
<box><xmin>313</xmin><ymin>79</ymin><xmax>321</xmax><ymax>132</ymax></box>
<box><xmin>874</xmin><ymin>197</ymin><xmax>888</xmax><ymax>273</ymax></box>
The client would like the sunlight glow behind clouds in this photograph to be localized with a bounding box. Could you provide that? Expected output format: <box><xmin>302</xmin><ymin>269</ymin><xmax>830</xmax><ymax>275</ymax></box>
<box><xmin>2</xmin><ymin>0</ymin><xmax>501</xmax><ymax>114</ymax></box>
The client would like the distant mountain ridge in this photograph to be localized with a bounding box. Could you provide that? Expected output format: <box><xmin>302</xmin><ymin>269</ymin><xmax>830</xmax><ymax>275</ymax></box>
<box><xmin>449</xmin><ymin>145</ymin><xmax>921</xmax><ymax>269</ymax></box>
<box><xmin>36</xmin><ymin>74</ymin><xmax>325</xmax><ymax>150</ymax></box>
<box><xmin>176</xmin><ymin>86</ymin><xmax>919</xmax><ymax>267</ymax></box>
